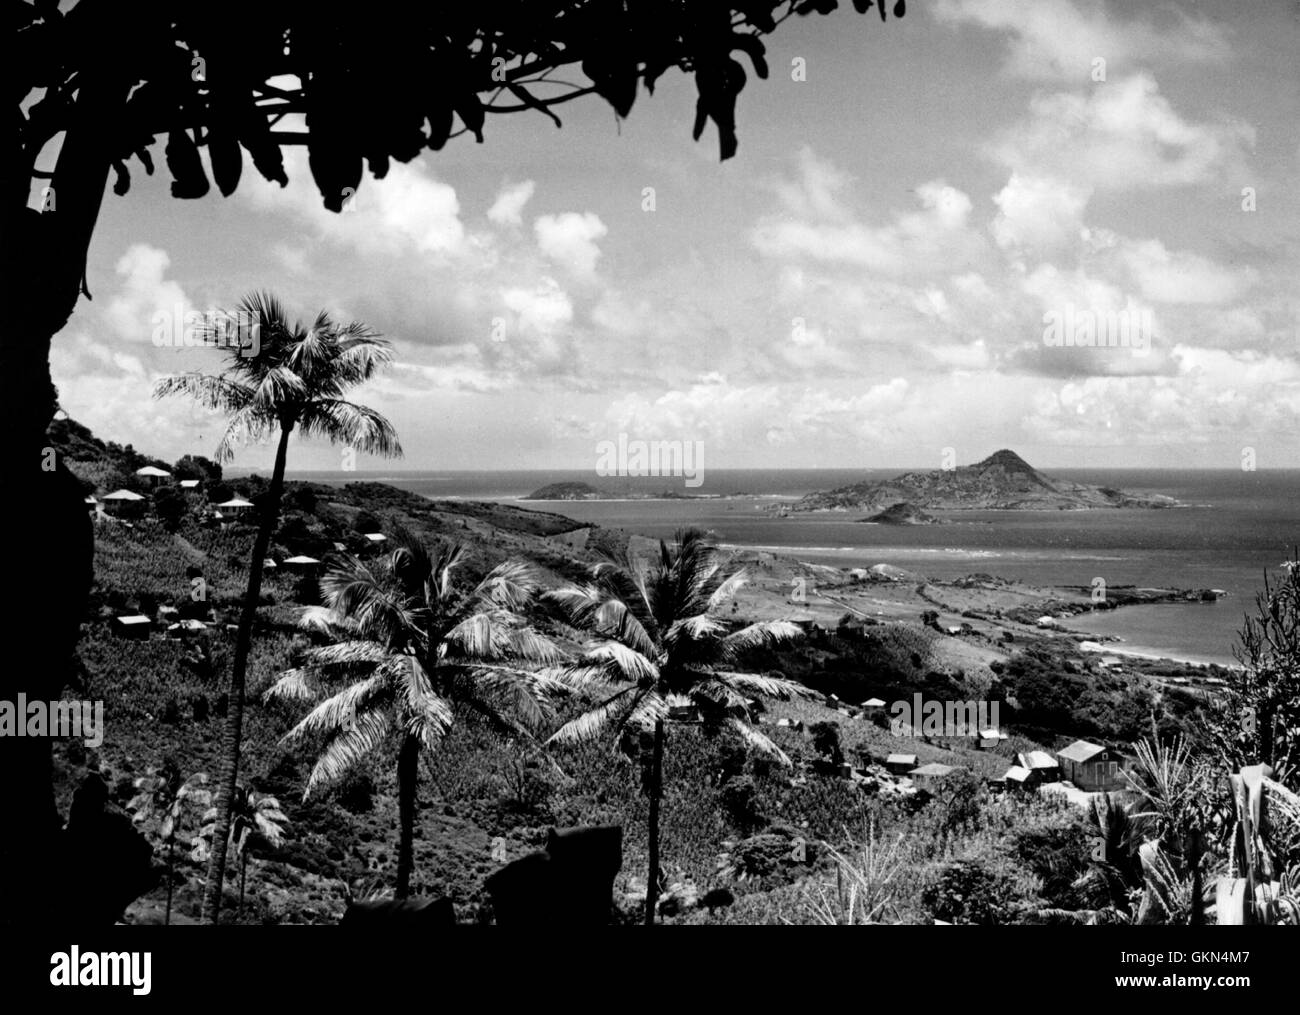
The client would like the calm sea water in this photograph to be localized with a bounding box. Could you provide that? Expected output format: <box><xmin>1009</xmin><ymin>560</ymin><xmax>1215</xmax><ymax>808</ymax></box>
<box><xmin>282</xmin><ymin>468</ymin><xmax>1299</xmax><ymax>666</ymax></box>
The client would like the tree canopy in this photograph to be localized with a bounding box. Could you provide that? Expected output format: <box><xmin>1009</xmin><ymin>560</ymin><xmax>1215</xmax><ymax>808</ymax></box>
<box><xmin>15</xmin><ymin>1</ymin><xmax>905</xmax><ymax>214</ymax></box>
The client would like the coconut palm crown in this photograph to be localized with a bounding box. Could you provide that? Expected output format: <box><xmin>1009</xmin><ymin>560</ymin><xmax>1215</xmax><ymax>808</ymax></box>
<box><xmin>264</xmin><ymin>528</ymin><xmax>564</xmax><ymax>897</ymax></box>
<box><xmin>545</xmin><ymin>528</ymin><xmax>807</xmax><ymax>763</ymax></box>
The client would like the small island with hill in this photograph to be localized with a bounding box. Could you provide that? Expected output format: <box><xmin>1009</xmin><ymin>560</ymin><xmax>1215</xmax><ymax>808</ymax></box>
<box><xmin>787</xmin><ymin>449</ymin><xmax>1182</xmax><ymax>513</ymax></box>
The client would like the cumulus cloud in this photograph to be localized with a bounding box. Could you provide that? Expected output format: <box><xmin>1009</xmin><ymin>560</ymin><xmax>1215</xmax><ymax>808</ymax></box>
<box><xmin>752</xmin><ymin>151</ymin><xmax>988</xmax><ymax>276</ymax></box>
<box><xmin>487</xmin><ymin>180</ymin><xmax>536</xmax><ymax>226</ymax></box>
<box><xmin>534</xmin><ymin>212</ymin><xmax>608</xmax><ymax>278</ymax></box>
<box><xmin>242</xmin><ymin>148</ymin><xmax>468</xmax><ymax>257</ymax></box>
<box><xmin>992</xmin><ymin>173</ymin><xmax>1091</xmax><ymax>255</ymax></box>
<box><xmin>991</xmin><ymin>74</ymin><xmax>1253</xmax><ymax>191</ymax></box>
<box><xmin>1115</xmin><ymin>238</ymin><xmax>1258</xmax><ymax>305</ymax></box>
<box><xmin>931</xmin><ymin>0</ymin><xmax>1231</xmax><ymax>82</ymax></box>
<box><xmin>104</xmin><ymin>244</ymin><xmax>190</xmax><ymax>345</ymax></box>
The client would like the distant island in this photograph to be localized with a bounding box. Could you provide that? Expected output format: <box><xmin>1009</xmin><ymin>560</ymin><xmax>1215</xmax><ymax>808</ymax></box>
<box><xmin>788</xmin><ymin>449</ymin><xmax>1181</xmax><ymax>512</ymax></box>
<box><xmin>860</xmin><ymin>502</ymin><xmax>942</xmax><ymax>525</ymax></box>
<box><xmin>522</xmin><ymin>481</ymin><xmax>721</xmax><ymax>501</ymax></box>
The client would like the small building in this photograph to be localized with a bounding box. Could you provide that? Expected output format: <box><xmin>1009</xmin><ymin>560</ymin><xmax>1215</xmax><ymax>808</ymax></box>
<box><xmin>1002</xmin><ymin>765</ymin><xmax>1033</xmax><ymax>789</ymax></box>
<box><xmin>363</xmin><ymin>532</ymin><xmax>387</xmax><ymax>544</ymax></box>
<box><xmin>909</xmin><ymin>762</ymin><xmax>958</xmax><ymax>790</ymax></box>
<box><xmin>1016</xmin><ymin>750</ymin><xmax>1061</xmax><ymax>784</ymax></box>
<box><xmin>1057</xmin><ymin>740</ymin><xmax>1123</xmax><ymax>792</ymax></box>
<box><xmin>134</xmin><ymin>465</ymin><xmax>172</xmax><ymax>487</ymax></box>
<box><xmin>215</xmin><ymin>497</ymin><xmax>254</xmax><ymax>517</ymax></box>
<box><xmin>113</xmin><ymin>614</ymin><xmax>152</xmax><ymax>639</ymax></box>
<box><xmin>262</xmin><ymin>558</ymin><xmax>278</xmax><ymax>571</ymax></box>
<box><xmin>1035</xmin><ymin>615</ymin><xmax>1058</xmax><ymax>629</ymax></box>
<box><xmin>84</xmin><ymin>495</ymin><xmax>99</xmax><ymax>515</ymax></box>
<box><xmin>179</xmin><ymin>479</ymin><xmax>201</xmax><ymax>492</ymax></box>
<box><xmin>101</xmin><ymin>489</ymin><xmax>146</xmax><ymax>516</ymax></box>
<box><xmin>885</xmin><ymin>753</ymin><xmax>918</xmax><ymax>775</ymax></box>
<box><xmin>859</xmin><ymin>697</ymin><xmax>887</xmax><ymax>713</ymax></box>
<box><xmin>283</xmin><ymin>555</ymin><xmax>322</xmax><ymax>574</ymax></box>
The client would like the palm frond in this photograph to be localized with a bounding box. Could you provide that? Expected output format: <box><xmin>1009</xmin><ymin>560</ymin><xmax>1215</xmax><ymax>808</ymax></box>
<box><xmin>729</xmin><ymin>718</ymin><xmax>792</xmax><ymax>766</ymax></box>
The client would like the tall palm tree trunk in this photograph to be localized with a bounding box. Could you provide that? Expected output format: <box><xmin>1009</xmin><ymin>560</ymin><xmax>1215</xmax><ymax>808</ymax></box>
<box><xmin>238</xmin><ymin>853</ymin><xmax>248</xmax><ymax>919</ymax></box>
<box><xmin>395</xmin><ymin>732</ymin><xmax>420</xmax><ymax>899</ymax></box>
<box><xmin>201</xmin><ymin>422</ymin><xmax>293</xmax><ymax>924</ymax></box>
<box><xmin>644</xmin><ymin>719</ymin><xmax>665</xmax><ymax>926</ymax></box>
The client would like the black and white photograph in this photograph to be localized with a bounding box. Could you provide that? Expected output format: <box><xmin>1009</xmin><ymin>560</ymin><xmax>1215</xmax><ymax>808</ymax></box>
<box><xmin>4</xmin><ymin>0</ymin><xmax>1297</xmax><ymax>996</ymax></box>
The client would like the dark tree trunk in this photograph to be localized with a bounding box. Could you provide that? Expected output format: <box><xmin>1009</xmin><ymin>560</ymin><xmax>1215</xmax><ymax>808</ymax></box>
<box><xmin>395</xmin><ymin>731</ymin><xmax>420</xmax><ymax>899</ymax></box>
<box><xmin>238</xmin><ymin>852</ymin><xmax>248</xmax><ymax>919</ymax></box>
<box><xmin>165</xmin><ymin>839</ymin><xmax>175</xmax><ymax>926</ymax></box>
<box><xmin>644</xmin><ymin>719</ymin><xmax>665</xmax><ymax>926</ymax></box>
<box><xmin>0</xmin><ymin>58</ymin><xmax>129</xmax><ymax>928</ymax></box>
<box><xmin>201</xmin><ymin>423</ymin><xmax>293</xmax><ymax>924</ymax></box>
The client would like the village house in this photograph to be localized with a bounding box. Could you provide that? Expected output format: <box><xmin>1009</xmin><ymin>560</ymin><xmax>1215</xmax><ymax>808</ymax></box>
<box><xmin>885</xmin><ymin>753</ymin><xmax>918</xmax><ymax>775</ymax></box>
<box><xmin>1001</xmin><ymin>765</ymin><xmax>1033</xmax><ymax>790</ymax></box>
<box><xmin>178</xmin><ymin>478</ymin><xmax>201</xmax><ymax>493</ymax></box>
<box><xmin>215</xmin><ymin>497</ymin><xmax>254</xmax><ymax>519</ymax></box>
<box><xmin>1057</xmin><ymin>740</ymin><xmax>1123</xmax><ymax>792</ymax></box>
<box><xmin>909</xmin><ymin>762</ymin><xmax>959</xmax><ymax>791</ymax></box>
<box><xmin>1016</xmin><ymin>750</ymin><xmax>1061</xmax><ymax>784</ymax></box>
<box><xmin>283</xmin><ymin>555</ymin><xmax>322</xmax><ymax>574</ymax></box>
<box><xmin>100</xmin><ymin>488</ymin><xmax>146</xmax><ymax>517</ymax></box>
<box><xmin>134</xmin><ymin>465</ymin><xmax>172</xmax><ymax>487</ymax></box>
<box><xmin>113</xmin><ymin>614</ymin><xmax>152</xmax><ymax>639</ymax></box>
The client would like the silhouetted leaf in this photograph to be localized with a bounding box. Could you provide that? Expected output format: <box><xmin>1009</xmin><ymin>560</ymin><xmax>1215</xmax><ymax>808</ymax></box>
<box><xmin>165</xmin><ymin>129</ymin><xmax>210</xmax><ymax>199</ymax></box>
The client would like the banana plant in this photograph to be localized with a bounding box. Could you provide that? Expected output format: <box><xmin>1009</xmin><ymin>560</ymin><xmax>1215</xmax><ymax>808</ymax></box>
<box><xmin>1216</xmin><ymin>763</ymin><xmax>1300</xmax><ymax>924</ymax></box>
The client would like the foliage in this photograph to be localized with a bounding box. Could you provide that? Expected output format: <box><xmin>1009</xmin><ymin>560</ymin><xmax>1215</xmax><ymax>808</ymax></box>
<box><xmin>1202</xmin><ymin>556</ymin><xmax>1300</xmax><ymax>787</ymax></box>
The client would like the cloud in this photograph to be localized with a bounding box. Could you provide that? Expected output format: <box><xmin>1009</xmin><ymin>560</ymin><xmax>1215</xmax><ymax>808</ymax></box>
<box><xmin>534</xmin><ymin>212</ymin><xmax>608</xmax><ymax>278</ymax></box>
<box><xmin>1115</xmin><ymin>237</ymin><xmax>1258</xmax><ymax>305</ymax></box>
<box><xmin>992</xmin><ymin>173</ymin><xmax>1091</xmax><ymax>255</ymax></box>
<box><xmin>1022</xmin><ymin>347</ymin><xmax>1300</xmax><ymax>446</ymax></box>
<box><xmin>992</xmin><ymin>73</ymin><xmax>1253</xmax><ymax>191</ymax></box>
<box><xmin>104</xmin><ymin>244</ymin><xmax>190</xmax><ymax>345</ymax></box>
<box><xmin>931</xmin><ymin>0</ymin><xmax>1231</xmax><ymax>82</ymax></box>
<box><xmin>752</xmin><ymin>151</ymin><xmax>987</xmax><ymax>276</ymax></box>
<box><xmin>487</xmin><ymin>180</ymin><xmax>536</xmax><ymax>226</ymax></box>
<box><xmin>242</xmin><ymin>148</ymin><xmax>469</xmax><ymax>257</ymax></box>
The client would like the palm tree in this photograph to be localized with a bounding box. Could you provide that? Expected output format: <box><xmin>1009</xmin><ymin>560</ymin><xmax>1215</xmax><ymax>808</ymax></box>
<box><xmin>126</xmin><ymin>768</ymin><xmax>211</xmax><ymax>925</ymax></box>
<box><xmin>195</xmin><ymin>786</ymin><xmax>289</xmax><ymax>920</ymax></box>
<box><xmin>545</xmin><ymin>528</ymin><xmax>806</xmax><ymax>924</ymax></box>
<box><xmin>265</xmin><ymin>529</ymin><xmax>562</xmax><ymax>897</ymax></box>
<box><xmin>154</xmin><ymin>292</ymin><xmax>401</xmax><ymax>923</ymax></box>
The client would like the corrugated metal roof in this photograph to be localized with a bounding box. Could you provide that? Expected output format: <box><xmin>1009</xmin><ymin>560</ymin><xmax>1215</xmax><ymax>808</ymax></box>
<box><xmin>910</xmin><ymin>763</ymin><xmax>956</xmax><ymax>777</ymax></box>
<box><xmin>1058</xmin><ymin>740</ymin><xmax>1106</xmax><ymax>763</ymax></box>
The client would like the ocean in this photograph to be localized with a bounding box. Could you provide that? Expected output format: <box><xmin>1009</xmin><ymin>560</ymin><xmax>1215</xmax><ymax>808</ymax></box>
<box><xmin>278</xmin><ymin>467</ymin><xmax>1299</xmax><ymax>667</ymax></box>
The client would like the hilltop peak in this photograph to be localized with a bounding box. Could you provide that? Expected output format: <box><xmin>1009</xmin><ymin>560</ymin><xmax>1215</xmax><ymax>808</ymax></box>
<box><xmin>975</xmin><ymin>449</ymin><xmax>1035</xmax><ymax>472</ymax></box>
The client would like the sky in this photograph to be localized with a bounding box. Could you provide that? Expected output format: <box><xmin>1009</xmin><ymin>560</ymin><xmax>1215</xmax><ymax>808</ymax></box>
<box><xmin>46</xmin><ymin>0</ymin><xmax>1300</xmax><ymax>473</ymax></box>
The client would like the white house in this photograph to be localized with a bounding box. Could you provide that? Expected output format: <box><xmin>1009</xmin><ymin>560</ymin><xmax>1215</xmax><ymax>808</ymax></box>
<box><xmin>134</xmin><ymin>465</ymin><xmax>172</xmax><ymax>487</ymax></box>
<box><xmin>101</xmin><ymin>489</ymin><xmax>145</xmax><ymax>516</ymax></box>
<box><xmin>215</xmin><ymin>497</ymin><xmax>254</xmax><ymax>517</ymax></box>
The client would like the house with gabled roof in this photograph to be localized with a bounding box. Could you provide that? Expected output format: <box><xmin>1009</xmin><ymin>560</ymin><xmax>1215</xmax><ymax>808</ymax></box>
<box><xmin>1057</xmin><ymin>739</ymin><xmax>1122</xmax><ymax>792</ymax></box>
<box><xmin>909</xmin><ymin>762</ymin><xmax>959</xmax><ymax>790</ymax></box>
<box><xmin>1016</xmin><ymin>750</ymin><xmax>1061</xmax><ymax>784</ymax></box>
